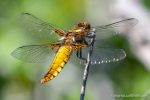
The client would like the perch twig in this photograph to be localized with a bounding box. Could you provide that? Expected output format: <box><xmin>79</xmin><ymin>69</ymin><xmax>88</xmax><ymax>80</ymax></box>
<box><xmin>80</xmin><ymin>35</ymin><xmax>95</xmax><ymax>100</ymax></box>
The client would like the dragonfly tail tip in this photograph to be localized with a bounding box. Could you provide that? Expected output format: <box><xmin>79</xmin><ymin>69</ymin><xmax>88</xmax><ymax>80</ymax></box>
<box><xmin>40</xmin><ymin>79</ymin><xmax>46</xmax><ymax>84</ymax></box>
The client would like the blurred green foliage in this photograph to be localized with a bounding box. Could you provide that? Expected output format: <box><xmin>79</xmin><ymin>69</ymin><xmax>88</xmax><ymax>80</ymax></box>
<box><xmin>0</xmin><ymin>0</ymin><xmax>150</xmax><ymax>100</ymax></box>
<box><xmin>143</xmin><ymin>0</ymin><xmax>150</xmax><ymax>10</ymax></box>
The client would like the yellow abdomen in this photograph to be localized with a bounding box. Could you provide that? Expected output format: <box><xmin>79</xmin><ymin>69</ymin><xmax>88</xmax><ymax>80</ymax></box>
<box><xmin>41</xmin><ymin>45</ymin><xmax>73</xmax><ymax>84</ymax></box>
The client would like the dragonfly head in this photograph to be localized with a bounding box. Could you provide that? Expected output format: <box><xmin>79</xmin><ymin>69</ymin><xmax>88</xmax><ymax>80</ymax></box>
<box><xmin>76</xmin><ymin>22</ymin><xmax>91</xmax><ymax>30</ymax></box>
<box><xmin>68</xmin><ymin>22</ymin><xmax>91</xmax><ymax>36</ymax></box>
<box><xmin>74</xmin><ymin>22</ymin><xmax>91</xmax><ymax>34</ymax></box>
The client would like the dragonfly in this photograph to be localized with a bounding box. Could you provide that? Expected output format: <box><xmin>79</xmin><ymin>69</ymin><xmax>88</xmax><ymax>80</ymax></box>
<box><xmin>11</xmin><ymin>13</ymin><xmax>137</xmax><ymax>84</ymax></box>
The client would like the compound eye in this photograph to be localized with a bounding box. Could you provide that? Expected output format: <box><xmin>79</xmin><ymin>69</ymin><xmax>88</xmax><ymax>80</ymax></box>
<box><xmin>85</xmin><ymin>25</ymin><xmax>91</xmax><ymax>30</ymax></box>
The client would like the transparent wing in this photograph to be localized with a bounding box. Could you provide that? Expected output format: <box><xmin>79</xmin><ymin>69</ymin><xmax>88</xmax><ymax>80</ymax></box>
<box><xmin>92</xmin><ymin>18</ymin><xmax>138</xmax><ymax>39</ymax></box>
<box><xmin>90</xmin><ymin>48</ymin><xmax>126</xmax><ymax>65</ymax></box>
<box><xmin>11</xmin><ymin>44</ymin><xmax>53</xmax><ymax>63</ymax></box>
<box><xmin>74</xmin><ymin>47</ymin><xmax>126</xmax><ymax>65</ymax></box>
<box><xmin>18</xmin><ymin>13</ymin><xmax>64</xmax><ymax>43</ymax></box>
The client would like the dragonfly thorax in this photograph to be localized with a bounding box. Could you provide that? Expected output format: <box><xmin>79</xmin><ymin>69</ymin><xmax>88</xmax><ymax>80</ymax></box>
<box><xmin>62</xmin><ymin>35</ymin><xmax>75</xmax><ymax>45</ymax></box>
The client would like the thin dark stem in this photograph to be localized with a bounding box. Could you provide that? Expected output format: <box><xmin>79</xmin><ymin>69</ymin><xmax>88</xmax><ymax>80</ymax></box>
<box><xmin>80</xmin><ymin>35</ymin><xmax>95</xmax><ymax>100</ymax></box>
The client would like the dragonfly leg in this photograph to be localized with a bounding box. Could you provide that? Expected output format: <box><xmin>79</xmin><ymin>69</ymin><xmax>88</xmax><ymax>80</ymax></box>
<box><xmin>54</xmin><ymin>28</ymin><xmax>66</xmax><ymax>36</ymax></box>
<box><xmin>76</xmin><ymin>48</ymin><xmax>86</xmax><ymax>61</ymax></box>
<box><xmin>83</xmin><ymin>38</ymin><xmax>88</xmax><ymax>45</ymax></box>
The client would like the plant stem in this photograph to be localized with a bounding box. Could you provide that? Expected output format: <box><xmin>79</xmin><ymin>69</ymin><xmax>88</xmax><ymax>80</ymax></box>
<box><xmin>80</xmin><ymin>35</ymin><xmax>95</xmax><ymax>100</ymax></box>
